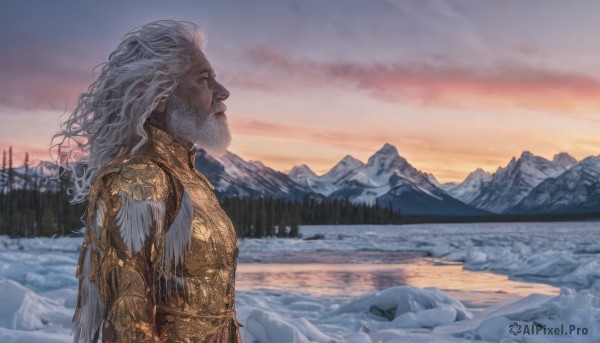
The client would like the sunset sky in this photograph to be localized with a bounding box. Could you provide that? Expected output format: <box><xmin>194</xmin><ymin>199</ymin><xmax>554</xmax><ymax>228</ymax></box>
<box><xmin>1</xmin><ymin>0</ymin><xmax>600</xmax><ymax>182</ymax></box>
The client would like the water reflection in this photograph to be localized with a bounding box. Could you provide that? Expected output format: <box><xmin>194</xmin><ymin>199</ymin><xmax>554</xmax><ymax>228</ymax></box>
<box><xmin>236</xmin><ymin>257</ymin><xmax>559</xmax><ymax>309</ymax></box>
<box><xmin>237</xmin><ymin>263</ymin><xmax>407</xmax><ymax>297</ymax></box>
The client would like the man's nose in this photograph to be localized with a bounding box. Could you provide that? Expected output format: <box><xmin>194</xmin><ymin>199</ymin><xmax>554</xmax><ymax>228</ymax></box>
<box><xmin>214</xmin><ymin>81</ymin><xmax>230</xmax><ymax>101</ymax></box>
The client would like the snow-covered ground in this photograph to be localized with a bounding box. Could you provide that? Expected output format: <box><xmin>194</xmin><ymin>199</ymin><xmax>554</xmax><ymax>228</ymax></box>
<box><xmin>0</xmin><ymin>222</ymin><xmax>599</xmax><ymax>342</ymax></box>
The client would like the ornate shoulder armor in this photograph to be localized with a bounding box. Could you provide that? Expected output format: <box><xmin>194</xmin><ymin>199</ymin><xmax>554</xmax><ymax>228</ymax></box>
<box><xmin>106</xmin><ymin>158</ymin><xmax>169</xmax><ymax>256</ymax></box>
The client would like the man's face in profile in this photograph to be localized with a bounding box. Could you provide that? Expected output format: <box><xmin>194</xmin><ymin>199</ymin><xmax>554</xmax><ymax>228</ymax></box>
<box><xmin>164</xmin><ymin>49</ymin><xmax>232</xmax><ymax>154</ymax></box>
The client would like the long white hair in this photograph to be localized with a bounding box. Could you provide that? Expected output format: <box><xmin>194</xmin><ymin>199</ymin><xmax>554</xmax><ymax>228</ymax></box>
<box><xmin>50</xmin><ymin>20</ymin><xmax>205</xmax><ymax>204</ymax></box>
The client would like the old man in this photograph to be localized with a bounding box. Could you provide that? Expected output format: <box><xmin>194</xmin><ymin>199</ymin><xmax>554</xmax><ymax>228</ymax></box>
<box><xmin>53</xmin><ymin>20</ymin><xmax>243</xmax><ymax>342</ymax></box>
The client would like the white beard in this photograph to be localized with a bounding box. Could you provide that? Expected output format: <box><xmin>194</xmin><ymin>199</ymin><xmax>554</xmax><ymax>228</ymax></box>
<box><xmin>164</xmin><ymin>95</ymin><xmax>232</xmax><ymax>156</ymax></box>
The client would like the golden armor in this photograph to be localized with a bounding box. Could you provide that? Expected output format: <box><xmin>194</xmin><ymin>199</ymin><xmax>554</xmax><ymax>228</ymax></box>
<box><xmin>73</xmin><ymin>123</ymin><xmax>243</xmax><ymax>342</ymax></box>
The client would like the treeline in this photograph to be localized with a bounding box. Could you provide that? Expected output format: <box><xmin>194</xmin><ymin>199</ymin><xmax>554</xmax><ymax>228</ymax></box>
<box><xmin>221</xmin><ymin>196</ymin><xmax>301</xmax><ymax>238</ymax></box>
<box><xmin>1</xmin><ymin>148</ymin><xmax>403</xmax><ymax>238</ymax></box>
<box><xmin>0</xmin><ymin>147</ymin><xmax>86</xmax><ymax>237</ymax></box>
<box><xmin>221</xmin><ymin>195</ymin><xmax>402</xmax><ymax>238</ymax></box>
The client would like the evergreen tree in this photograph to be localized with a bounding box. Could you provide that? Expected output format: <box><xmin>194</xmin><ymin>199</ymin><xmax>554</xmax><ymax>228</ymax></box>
<box><xmin>1</xmin><ymin>150</ymin><xmax>5</xmax><ymax>194</ymax></box>
<box><xmin>266</xmin><ymin>197</ymin><xmax>275</xmax><ymax>236</ymax></box>
<box><xmin>255</xmin><ymin>197</ymin><xmax>267</xmax><ymax>238</ymax></box>
<box><xmin>289</xmin><ymin>203</ymin><xmax>301</xmax><ymax>237</ymax></box>
<box><xmin>22</xmin><ymin>153</ymin><xmax>31</xmax><ymax>236</ymax></box>
<box><xmin>0</xmin><ymin>150</ymin><xmax>5</xmax><ymax>235</ymax></box>
<box><xmin>23</xmin><ymin>152</ymin><xmax>29</xmax><ymax>191</ymax></box>
<box><xmin>276</xmin><ymin>213</ymin><xmax>287</xmax><ymax>237</ymax></box>
<box><xmin>7</xmin><ymin>146</ymin><xmax>13</xmax><ymax>236</ymax></box>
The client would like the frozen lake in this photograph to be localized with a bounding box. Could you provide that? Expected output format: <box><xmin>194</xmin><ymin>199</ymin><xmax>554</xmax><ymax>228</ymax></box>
<box><xmin>237</xmin><ymin>257</ymin><xmax>558</xmax><ymax>313</ymax></box>
<box><xmin>0</xmin><ymin>221</ymin><xmax>598</xmax><ymax>342</ymax></box>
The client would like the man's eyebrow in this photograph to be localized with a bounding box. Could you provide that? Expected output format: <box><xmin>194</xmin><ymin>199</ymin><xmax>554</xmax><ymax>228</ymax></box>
<box><xmin>197</xmin><ymin>68</ymin><xmax>214</xmax><ymax>76</ymax></box>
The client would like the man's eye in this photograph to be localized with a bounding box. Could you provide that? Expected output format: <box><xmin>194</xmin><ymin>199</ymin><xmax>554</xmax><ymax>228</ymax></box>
<box><xmin>197</xmin><ymin>77</ymin><xmax>208</xmax><ymax>83</ymax></box>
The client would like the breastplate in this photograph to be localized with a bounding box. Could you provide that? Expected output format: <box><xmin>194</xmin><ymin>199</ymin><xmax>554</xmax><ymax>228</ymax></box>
<box><xmin>155</xmin><ymin>165</ymin><xmax>239</xmax><ymax>317</ymax></box>
<box><xmin>157</xmin><ymin>164</ymin><xmax>239</xmax><ymax>314</ymax></box>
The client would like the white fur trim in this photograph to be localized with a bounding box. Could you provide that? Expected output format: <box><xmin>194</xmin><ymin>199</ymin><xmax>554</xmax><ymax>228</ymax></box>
<box><xmin>115</xmin><ymin>190</ymin><xmax>166</xmax><ymax>255</ymax></box>
<box><xmin>72</xmin><ymin>243</ymin><xmax>105</xmax><ymax>343</ymax></box>
<box><xmin>162</xmin><ymin>190</ymin><xmax>192</xmax><ymax>275</ymax></box>
<box><xmin>92</xmin><ymin>203</ymin><xmax>105</xmax><ymax>238</ymax></box>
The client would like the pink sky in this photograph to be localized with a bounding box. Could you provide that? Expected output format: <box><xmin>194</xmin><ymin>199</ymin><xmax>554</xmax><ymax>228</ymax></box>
<box><xmin>1</xmin><ymin>1</ymin><xmax>599</xmax><ymax>182</ymax></box>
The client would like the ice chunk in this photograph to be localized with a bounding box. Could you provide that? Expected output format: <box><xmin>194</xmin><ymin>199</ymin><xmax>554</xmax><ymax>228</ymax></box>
<box><xmin>332</xmin><ymin>286</ymin><xmax>472</xmax><ymax>328</ymax></box>
<box><xmin>436</xmin><ymin>289</ymin><xmax>600</xmax><ymax>342</ymax></box>
<box><xmin>0</xmin><ymin>279</ymin><xmax>72</xmax><ymax>331</ymax></box>
<box><xmin>342</xmin><ymin>331</ymin><xmax>371</xmax><ymax>343</ymax></box>
<box><xmin>560</xmin><ymin>259</ymin><xmax>600</xmax><ymax>290</ymax></box>
<box><xmin>245</xmin><ymin>309</ymin><xmax>311</xmax><ymax>343</ymax></box>
<box><xmin>0</xmin><ymin>328</ymin><xmax>71</xmax><ymax>343</ymax></box>
<box><xmin>392</xmin><ymin>306</ymin><xmax>457</xmax><ymax>328</ymax></box>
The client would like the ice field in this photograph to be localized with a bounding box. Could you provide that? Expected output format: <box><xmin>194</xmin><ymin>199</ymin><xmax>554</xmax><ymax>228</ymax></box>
<box><xmin>0</xmin><ymin>222</ymin><xmax>599</xmax><ymax>342</ymax></box>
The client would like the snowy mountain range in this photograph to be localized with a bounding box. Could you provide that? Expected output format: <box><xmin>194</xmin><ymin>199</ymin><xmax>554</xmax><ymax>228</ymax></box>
<box><xmin>192</xmin><ymin>143</ymin><xmax>600</xmax><ymax>216</ymax></box>
<box><xmin>288</xmin><ymin>154</ymin><xmax>364</xmax><ymax>197</ymax></box>
<box><xmin>508</xmin><ymin>156</ymin><xmax>600</xmax><ymax>214</ymax></box>
<box><xmin>191</xmin><ymin>144</ymin><xmax>600</xmax><ymax>216</ymax></box>
<box><xmin>449</xmin><ymin>151</ymin><xmax>578</xmax><ymax>213</ymax></box>
<box><xmin>443</xmin><ymin>168</ymin><xmax>492</xmax><ymax>205</ymax></box>
<box><xmin>289</xmin><ymin>144</ymin><xmax>486</xmax><ymax>215</ymax></box>
<box><xmin>194</xmin><ymin>149</ymin><xmax>318</xmax><ymax>201</ymax></box>
<box><xmin>7</xmin><ymin>143</ymin><xmax>597</xmax><ymax>216</ymax></box>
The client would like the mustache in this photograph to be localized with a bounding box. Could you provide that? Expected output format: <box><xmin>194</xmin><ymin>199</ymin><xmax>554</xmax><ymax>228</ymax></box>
<box><xmin>210</xmin><ymin>102</ymin><xmax>227</xmax><ymax>115</ymax></box>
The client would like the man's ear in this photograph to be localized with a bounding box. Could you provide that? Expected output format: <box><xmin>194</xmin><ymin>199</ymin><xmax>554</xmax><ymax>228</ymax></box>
<box><xmin>155</xmin><ymin>99</ymin><xmax>167</xmax><ymax>114</ymax></box>
<box><xmin>148</xmin><ymin>99</ymin><xmax>168</xmax><ymax>127</ymax></box>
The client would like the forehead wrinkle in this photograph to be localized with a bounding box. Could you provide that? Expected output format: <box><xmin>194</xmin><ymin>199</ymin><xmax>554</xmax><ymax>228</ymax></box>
<box><xmin>190</xmin><ymin>57</ymin><xmax>214</xmax><ymax>78</ymax></box>
<box><xmin>182</xmin><ymin>48</ymin><xmax>212</xmax><ymax>77</ymax></box>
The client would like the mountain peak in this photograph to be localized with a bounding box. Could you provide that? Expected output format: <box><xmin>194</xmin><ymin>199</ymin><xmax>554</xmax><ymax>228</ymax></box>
<box><xmin>472</xmin><ymin>168</ymin><xmax>491</xmax><ymax>177</ymax></box>
<box><xmin>381</xmin><ymin>143</ymin><xmax>398</xmax><ymax>152</ymax></box>
<box><xmin>374</xmin><ymin>143</ymin><xmax>399</xmax><ymax>157</ymax></box>
<box><xmin>463</xmin><ymin>168</ymin><xmax>492</xmax><ymax>184</ymax></box>
<box><xmin>507</xmin><ymin>151</ymin><xmax>540</xmax><ymax>169</ymax></box>
<box><xmin>340</xmin><ymin>154</ymin><xmax>363</xmax><ymax>165</ymax></box>
<box><xmin>506</xmin><ymin>156</ymin><xmax>517</xmax><ymax>169</ymax></box>
<box><xmin>334</xmin><ymin>155</ymin><xmax>364</xmax><ymax>169</ymax></box>
<box><xmin>324</xmin><ymin>155</ymin><xmax>364</xmax><ymax>179</ymax></box>
<box><xmin>290</xmin><ymin>163</ymin><xmax>313</xmax><ymax>172</ymax></box>
<box><xmin>333</xmin><ymin>155</ymin><xmax>364</xmax><ymax>168</ymax></box>
<box><xmin>288</xmin><ymin>164</ymin><xmax>317</xmax><ymax>179</ymax></box>
<box><xmin>519</xmin><ymin>150</ymin><xmax>534</xmax><ymax>159</ymax></box>
<box><xmin>552</xmin><ymin>152</ymin><xmax>577</xmax><ymax>168</ymax></box>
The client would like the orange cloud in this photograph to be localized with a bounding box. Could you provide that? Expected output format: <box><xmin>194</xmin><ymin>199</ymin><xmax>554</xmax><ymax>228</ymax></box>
<box><xmin>228</xmin><ymin>111</ymin><xmax>600</xmax><ymax>182</ymax></box>
<box><xmin>229</xmin><ymin>114</ymin><xmax>395</xmax><ymax>154</ymax></box>
<box><xmin>231</xmin><ymin>46</ymin><xmax>600</xmax><ymax>116</ymax></box>
<box><xmin>229</xmin><ymin>114</ymin><xmax>516</xmax><ymax>182</ymax></box>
